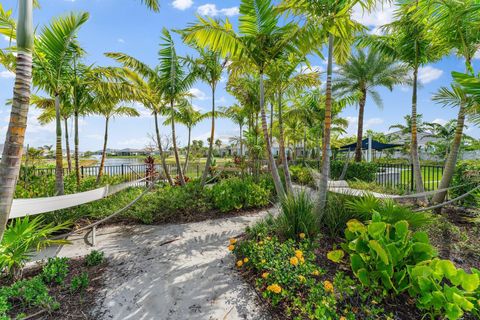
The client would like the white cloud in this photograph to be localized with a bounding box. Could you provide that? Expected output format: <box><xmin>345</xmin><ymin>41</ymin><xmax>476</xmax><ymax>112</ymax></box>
<box><xmin>172</xmin><ymin>0</ymin><xmax>193</xmax><ymax>10</ymax></box>
<box><xmin>418</xmin><ymin>66</ymin><xmax>443</xmax><ymax>84</ymax></box>
<box><xmin>189</xmin><ymin>88</ymin><xmax>208</xmax><ymax>100</ymax></box>
<box><xmin>117</xmin><ymin>38</ymin><xmax>125</xmax><ymax>44</ymax></box>
<box><xmin>474</xmin><ymin>50</ymin><xmax>480</xmax><ymax>59</ymax></box>
<box><xmin>197</xmin><ymin>4</ymin><xmax>239</xmax><ymax>17</ymax></box>
<box><xmin>352</xmin><ymin>3</ymin><xmax>395</xmax><ymax>35</ymax></box>
<box><xmin>365</xmin><ymin>118</ymin><xmax>384</xmax><ymax>127</ymax></box>
<box><xmin>432</xmin><ymin>118</ymin><xmax>448</xmax><ymax>126</ymax></box>
<box><xmin>345</xmin><ymin>116</ymin><xmax>384</xmax><ymax>135</ymax></box>
<box><xmin>0</xmin><ymin>70</ymin><xmax>14</xmax><ymax>78</ymax></box>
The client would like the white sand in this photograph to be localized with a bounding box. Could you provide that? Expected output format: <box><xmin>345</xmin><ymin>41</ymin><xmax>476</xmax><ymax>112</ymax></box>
<box><xmin>48</xmin><ymin>208</ymin><xmax>278</xmax><ymax>320</ymax></box>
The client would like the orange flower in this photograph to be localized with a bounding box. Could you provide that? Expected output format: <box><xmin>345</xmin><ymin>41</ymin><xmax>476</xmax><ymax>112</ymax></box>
<box><xmin>340</xmin><ymin>317</ymin><xmax>346</xmax><ymax>320</ymax></box>
<box><xmin>267</xmin><ymin>284</ymin><xmax>282</xmax><ymax>294</ymax></box>
<box><xmin>228</xmin><ymin>245</ymin><xmax>235</xmax><ymax>251</ymax></box>
<box><xmin>262</xmin><ymin>272</ymin><xmax>269</xmax><ymax>279</ymax></box>
<box><xmin>243</xmin><ymin>257</ymin><xmax>249</xmax><ymax>263</ymax></box>
<box><xmin>299</xmin><ymin>256</ymin><xmax>305</xmax><ymax>264</ymax></box>
<box><xmin>299</xmin><ymin>233</ymin><xmax>306</xmax><ymax>239</ymax></box>
<box><xmin>237</xmin><ymin>260</ymin><xmax>243</xmax><ymax>267</ymax></box>
<box><xmin>323</xmin><ymin>280</ymin><xmax>334</xmax><ymax>293</ymax></box>
<box><xmin>295</xmin><ymin>250</ymin><xmax>303</xmax><ymax>259</ymax></box>
<box><xmin>290</xmin><ymin>256</ymin><xmax>299</xmax><ymax>266</ymax></box>
<box><xmin>229</xmin><ymin>238</ymin><xmax>237</xmax><ymax>245</ymax></box>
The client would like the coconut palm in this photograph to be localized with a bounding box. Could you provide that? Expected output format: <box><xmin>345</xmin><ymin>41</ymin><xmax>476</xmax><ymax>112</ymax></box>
<box><xmin>362</xmin><ymin>3</ymin><xmax>446</xmax><ymax>196</ymax></box>
<box><xmin>389</xmin><ymin>114</ymin><xmax>428</xmax><ymax>160</ymax></box>
<box><xmin>418</xmin><ymin>0</ymin><xmax>480</xmax><ymax>204</ymax></box>
<box><xmin>164</xmin><ymin>100</ymin><xmax>207</xmax><ymax>173</ymax></box>
<box><xmin>158</xmin><ymin>28</ymin><xmax>196</xmax><ymax>186</ymax></box>
<box><xmin>334</xmin><ymin>49</ymin><xmax>410</xmax><ymax>162</ymax></box>
<box><xmin>33</xmin><ymin>12</ymin><xmax>89</xmax><ymax>195</ymax></box>
<box><xmin>280</xmin><ymin>0</ymin><xmax>374</xmax><ymax>209</ymax></box>
<box><xmin>183</xmin><ymin>48</ymin><xmax>227</xmax><ymax>187</ymax></box>
<box><xmin>425</xmin><ymin>119</ymin><xmax>474</xmax><ymax>159</ymax></box>
<box><xmin>183</xmin><ymin>0</ymin><xmax>312</xmax><ymax>198</ymax></box>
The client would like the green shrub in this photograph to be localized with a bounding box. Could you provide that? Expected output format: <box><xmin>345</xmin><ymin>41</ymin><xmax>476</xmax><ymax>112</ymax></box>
<box><xmin>0</xmin><ymin>216</ymin><xmax>70</xmax><ymax>277</ymax></box>
<box><xmin>289</xmin><ymin>165</ymin><xmax>315</xmax><ymax>187</ymax></box>
<box><xmin>408</xmin><ymin>259</ymin><xmax>479</xmax><ymax>320</ymax></box>
<box><xmin>330</xmin><ymin>161</ymin><xmax>378</xmax><ymax>182</ymax></box>
<box><xmin>85</xmin><ymin>250</ymin><xmax>105</xmax><ymax>267</ymax></box>
<box><xmin>451</xmin><ymin>160</ymin><xmax>480</xmax><ymax>207</ymax></box>
<box><xmin>8</xmin><ymin>276</ymin><xmax>59</xmax><ymax>311</ymax></box>
<box><xmin>42</xmin><ymin>257</ymin><xmax>69</xmax><ymax>285</ymax></box>
<box><xmin>331</xmin><ymin>213</ymin><xmax>437</xmax><ymax>293</ymax></box>
<box><xmin>70</xmin><ymin>272</ymin><xmax>89</xmax><ymax>293</ymax></box>
<box><xmin>276</xmin><ymin>192</ymin><xmax>319</xmax><ymax>240</ymax></box>
<box><xmin>210</xmin><ymin>177</ymin><xmax>271</xmax><ymax>212</ymax></box>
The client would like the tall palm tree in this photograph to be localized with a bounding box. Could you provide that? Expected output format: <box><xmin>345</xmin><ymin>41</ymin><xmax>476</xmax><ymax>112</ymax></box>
<box><xmin>183</xmin><ymin>0</ymin><xmax>312</xmax><ymax>198</ymax></box>
<box><xmin>280</xmin><ymin>0</ymin><xmax>374</xmax><ymax>210</ymax></box>
<box><xmin>389</xmin><ymin>114</ymin><xmax>427</xmax><ymax>160</ymax></box>
<box><xmin>158</xmin><ymin>28</ymin><xmax>196</xmax><ymax>186</ymax></box>
<box><xmin>420</xmin><ymin>0</ymin><xmax>480</xmax><ymax>204</ymax></box>
<box><xmin>425</xmin><ymin>119</ymin><xmax>473</xmax><ymax>159</ymax></box>
<box><xmin>164</xmin><ymin>100</ymin><xmax>207</xmax><ymax>173</ymax></box>
<box><xmin>33</xmin><ymin>12</ymin><xmax>89</xmax><ymax>195</ymax></box>
<box><xmin>334</xmin><ymin>49</ymin><xmax>410</xmax><ymax>162</ymax></box>
<box><xmin>362</xmin><ymin>3</ymin><xmax>446</xmax><ymax>196</ymax></box>
<box><xmin>183</xmin><ymin>48</ymin><xmax>227</xmax><ymax>187</ymax></box>
<box><xmin>0</xmin><ymin>0</ymin><xmax>33</xmax><ymax>241</ymax></box>
<box><xmin>221</xmin><ymin>104</ymin><xmax>248</xmax><ymax>157</ymax></box>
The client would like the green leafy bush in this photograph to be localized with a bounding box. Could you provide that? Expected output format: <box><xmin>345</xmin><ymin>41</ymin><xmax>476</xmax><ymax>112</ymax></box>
<box><xmin>42</xmin><ymin>257</ymin><xmax>69</xmax><ymax>284</ymax></box>
<box><xmin>289</xmin><ymin>165</ymin><xmax>315</xmax><ymax>187</ymax></box>
<box><xmin>85</xmin><ymin>250</ymin><xmax>105</xmax><ymax>267</ymax></box>
<box><xmin>276</xmin><ymin>191</ymin><xmax>319</xmax><ymax>239</ymax></box>
<box><xmin>210</xmin><ymin>177</ymin><xmax>272</xmax><ymax>212</ymax></box>
<box><xmin>333</xmin><ymin>213</ymin><xmax>437</xmax><ymax>293</ymax></box>
<box><xmin>70</xmin><ymin>272</ymin><xmax>89</xmax><ymax>293</ymax></box>
<box><xmin>330</xmin><ymin>161</ymin><xmax>378</xmax><ymax>182</ymax></box>
<box><xmin>451</xmin><ymin>160</ymin><xmax>480</xmax><ymax>207</ymax></box>
<box><xmin>0</xmin><ymin>216</ymin><xmax>70</xmax><ymax>277</ymax></box>
<box><xmin>409</xmin><ymin>260</ymin><xmax>479</xmax><ymax>320</ymax></box>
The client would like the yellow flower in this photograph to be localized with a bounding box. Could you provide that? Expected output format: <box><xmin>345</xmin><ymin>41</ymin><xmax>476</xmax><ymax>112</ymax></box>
<box><xmin>262</xmin><ymin>272</ymin><xmax>269</xmax><ymax>279</ymax></box>
<box><xmin>229</xmin><ymin>238</ymin><xmax>237</xmax><ymax>245</ymax></box>
<box><xmin>290</xmin><ymin>256</ymin><xmax>299</xmax><ymax>266</ymax></box>
<box><xmin>299</xmin><ymin>233</ymin><xmax>306</xmax><ymax>239</ymax></box>
<box><xmin>261</xmin><ymin>259</ymin><xmax>266</xmax><ymax>264</ymax></box>
<box><xmin>237</xmin><ymin>260</ymin><xmax>243</xmax><ymax>267</ymax></box>
<box><xmin>298</xmin><ymin>275</ymin><xmax>306</xmax><ymax>282</ymax></box>
<box><xmin>295</xmin><ymin>250</ymin><xmax>303</xmax><ymax>259</ymax></box>
<box><xmin>258</xmin><ymin>241</ymin><xmax>264</xmax><ymax>245</ymax></box>
<box><xmin>340</xmin><ymin>317</ymin><xmax>346</xmax><ymax>320</ymax></box>
<box><xmin>267</xmin><ymin>284</ymin><xmax>282</xmax><ymax>294</ymax></box>
<box><xmin>243</xmin><ymin>257</ymin><xmax>249</xmax><ymax>263</ymax></box>
<box><xmin>299</xmin><ymin>256</ymin><xmax>305</xmax><ymax>264</ymax></box>
<box><xmin>228</xmin><ymin>245</ymin><xmax>235</xmax><ymax>251</ymax></box>
<box><xmin>266</xmin><ymin>236</ymin><xmax>272</xmax><ymax>240</ymax></box>
<box><xmin>323</xmin><ymin>280</ymin><xmax>334</xmax><ymax>293</ymax></box>
<box><xmin>312</xmin><ymin>270</ymin><xmax>320</xmax><ymax>276</ymax></box>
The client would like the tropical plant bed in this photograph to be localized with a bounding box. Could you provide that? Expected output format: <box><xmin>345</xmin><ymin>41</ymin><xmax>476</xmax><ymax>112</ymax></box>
<box><xmin>0</xmin><ymin>253</ymin><xmax>107</xmax><ymax>320</ymax></box>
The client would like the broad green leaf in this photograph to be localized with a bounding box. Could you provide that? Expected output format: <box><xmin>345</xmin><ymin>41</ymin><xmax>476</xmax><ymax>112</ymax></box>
<box><xmin>413</xmin><ymin>231</ymin><xmax>429</xmax><ymax>244</ymax></box>
<box><xmin>452</xmin><ymin>293</ymin><xmax>474</xmax><ymax>311</ymax></box>
<box><xmin>327</xmin><ymin>250</ymin><xmax>344</xmax><ymax>263</ymax></box>
<box><xmin>445</xmin><ymin>303</ymin><xmax>463</xmax><ymax>320</ymax></box>
<box><xmin>347</xmin><ymin>219</ymin><xmax>366</xmax><ymax>233</ymax></box>
<box><xmin>350</xmin><ymin>254</ymin><xmax>365</xmax><ymax>273</ymax></box>
<box><xmin>461</xmin><ymin>272</ymin><xmax>479</xmax><ymax>292</ymax></box>
<box><xmin>394</xmin><ymin>220</ymin><xmax>408</xmax><ymax>240</ymax></box>
<box><xmin>369</xmin><ymin>240</ymin><xmax>389</xmax><ymax>264</ymax></box>
<box><xmin>357</xmin><ymin>268</ymin><xmax>370</xmax><ymax>286</ymax></box>
<box><xmin>436</xmin><ymin>260</ymin><xmax>457</xmax><ymax>278</ymax></box>
<box><xmin>368</xmin><ymin>222</ymin><xmax>386</xmax><ymax>239</ymax></box>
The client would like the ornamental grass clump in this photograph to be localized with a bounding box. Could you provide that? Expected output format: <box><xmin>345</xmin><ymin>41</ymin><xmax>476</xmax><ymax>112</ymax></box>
<box><xmin>276</xmin><ymin>191</ymin><xmax>319</xmax><ymax>240</ymax></box>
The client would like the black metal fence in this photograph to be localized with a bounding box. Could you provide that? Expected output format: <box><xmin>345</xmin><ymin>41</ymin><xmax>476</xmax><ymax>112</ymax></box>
<box><xmin>375</xmin><ymin>163</ymin><xmax>444</xmax><ymax>192</ymax></box>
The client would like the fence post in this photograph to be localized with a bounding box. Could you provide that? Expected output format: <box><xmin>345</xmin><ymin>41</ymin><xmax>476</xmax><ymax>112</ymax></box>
<box><xmin>81</xmin><ymin>166</ymin><xmax>84</xmax><ymax>179</ymax></box>
<box><xmin>410</xmin><ymin>164</ymin><xmax>414</xmax><ymax>192</ymax></box>
<box><xmin>121</xmin><ymin>164</ymin><xmax>124</xmax><ymax>177</ymax></box>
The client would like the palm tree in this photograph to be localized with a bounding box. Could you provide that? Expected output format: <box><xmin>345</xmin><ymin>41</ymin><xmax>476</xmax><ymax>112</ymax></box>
<box><xmin>164</xmin><ymin>100</ymin><xmax>207</xmax><ymax>173</ymax></box>
<box><xmin>183</xmin><ymin>48</ymin><xmax>227</xmax><ymax>187</ymax></box>
<box><xmin>0</xmin><ymin>0</ymin><xmax>33</xmax><ymax>241</ymax></box>
<box><xmin>362</xmin><ymin>3</ymin><xmax>446</xmax><ymax>196</ymax></box>
<box><xmin>183</xmin><ymin>0</ymin><xmax>311</xmax><ymax>198</ymax></box>
<box><xmin>221</xmin><ymin>104</ymin><xmax>248</xmax><ymax>157</ymax></box>
<box><xmin>425</xmin><ymin>119</ymin><xmax>473</xmax><ymax>159</ymax></box>
<box><xmin>389</xmin><ymin>114</ymin><xmax>427</xmax><ymax>160</ymax></box>
<box><xmin>280</xmin><ymin>0</ymin><xmax>374</xmax><ymax>210</ymax></box>
<box><xmin>33</xmin><ymin>12</ymin><xmax>89</xmax><ymax>195</ymax></box>
<box><xmin>334</xmin><ymin>49</ymin><xmax>410</xmax><ymax>162</ymax></box>
<box><xmin>420</xmin><ymin>0</ymin><xmax>480</xmax><ymax>204</ymax></box>
<box><xmin>158</xmin><ymin>28</ymin><xmax>196</xmax><ymax>186</ymax></box>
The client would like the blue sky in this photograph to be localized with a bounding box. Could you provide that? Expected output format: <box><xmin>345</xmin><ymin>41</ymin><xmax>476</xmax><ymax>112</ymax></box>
<box><xmin>0</xmin><ymin>0</ymin><xmax>479</xmax><ymax>152</ymax></box>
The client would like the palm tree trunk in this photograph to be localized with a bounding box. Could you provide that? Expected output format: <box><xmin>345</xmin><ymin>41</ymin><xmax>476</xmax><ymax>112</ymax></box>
<box><xmin>318</xmin><ymin>34</ymin><xmax>334</xmax><ymax>211</ymax></box>
<box><xmin>183</xmin><ymin>127</ymin><xmax>192</xmax><ymax>173</ymax></box>
<box><xmin>269</xmin><ymin>102</ymin><xmax>274</xmax><ymax>145</ymax></box>
<box><xmin>64</xmin><ymin>117</ymin><xmax>72</xmax><ymax>173</ymax></box>
<box><xmin>201</xmin><ymin>86</ymin><xmax>216</xmax><ymax>187</ymax></box>
<box><xmin>54</xmin><ymin>94</ymin><xmax>65</xmax><ymax>195</ymax></box>
<box><xmin>96</xmin><ymin>117</ymin><xmax>109</xmax><ymax>184</ymax></box>
<box><xmin>410</xmin><ymin>65</ymin><xmax>425</xmax><ymax>196</ymax></box>
<box><xmin>239</xmin><ymin>123</ymin><xmax>243</xmax><ymax>157</ymax></box>
<box><xmin>74</xmin><ymin>110</ymin><xmax>80</xmax><ymax>186</ymax></box>
<box><xmin>171</xmin><ymin>100</ymin><xmax>185</xmax><ymax>186</ymax></box>
<box><xmin>154</xmin><ymin>111</ymin><xmax>174</xmax><ymax>186</ymax></box>
<box><xmin>278</xmin><ymin>91</ymin><xmax>293</xmax><ymax>194</ymax></box>
<box><xmin>354</xmin><ymin>88</ymin><xmax>367</xmax><ymax>162</ymax></box>
<box><xmin>259</xmin><ymin>72</ymin><xmax>285</xmax><ymax>198</ymax></box>
<box><xmin>0</xmin><ymin>52</ymin><xmax>33</xmax><ymax>241</ymax></box>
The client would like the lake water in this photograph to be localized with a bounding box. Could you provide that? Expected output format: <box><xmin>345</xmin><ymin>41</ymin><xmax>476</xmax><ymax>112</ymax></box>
<box><xmin>89</xmin><ymin>155</ymin><xmax>145</xmax><ymax>166</ymax></box>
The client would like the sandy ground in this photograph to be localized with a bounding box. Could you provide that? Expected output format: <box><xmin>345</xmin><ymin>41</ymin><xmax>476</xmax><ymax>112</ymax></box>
<box><xmin>41</xmin><ymin>208</ymin><xmax>278</xmax><ymax>320</ymax></box>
